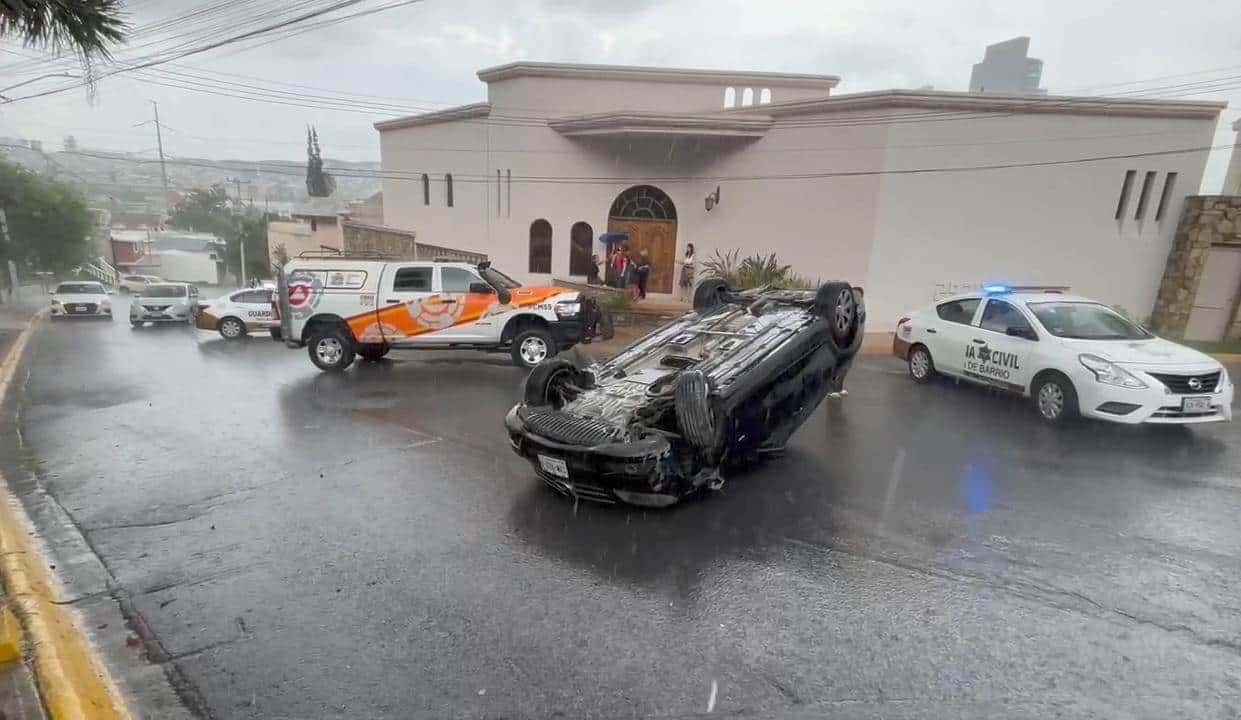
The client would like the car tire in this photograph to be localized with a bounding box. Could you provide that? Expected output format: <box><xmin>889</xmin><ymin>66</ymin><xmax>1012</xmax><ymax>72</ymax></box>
<box><xmin>268</xmin><ymin>327</ymin><xmax>282</xmax><ymax>341</ymax></box>
<box><xmin>693</xmin><ymin>279</ymin><xmax>730</xmax><ymax>314</ymax></box>
<box><xmin>1032</xmin><ymin>373</ymin><xmax>1078</xmax><ymax>424</ymax></box>
<box><xmin>908</xmin><ymin>344</ymin><xmax>935</xmax><ymax>383</ymax></box>
<box><xmin>523</xmin><ymin>358</ymin><xmax>580</xmax><ymax>407</ymax></box>
<box><xmin>308</xmin><ymin>328</ymin><xmax>355</xmax><ymax>372</ymax></box>
<box><xmin>358</xmin><ymin>343</ymin><xmax>390</xmax><ymax>362</ymax></box>
<box><xmin>675</xmin><ymin>370</ymin><xmax>722</xmax><ymax>455</ymax></box>
<box><xmin>512</xmin><ymin>328</ymin><xmax>554</xmax><ymax>369</ymax></box>
<box><xmin>814</xmin><ymin>282</ymin><xmax>859</xmax><ymax>350</ymax></box>
<box><xmin>218</xmin><ymin>316</ymin><xmax>246</xmax><ymax>340</ymax></box>
<box><xmin>130</xmin><ymin>319</ymin><xmax>142</xmax><ymax>328</ymax></box>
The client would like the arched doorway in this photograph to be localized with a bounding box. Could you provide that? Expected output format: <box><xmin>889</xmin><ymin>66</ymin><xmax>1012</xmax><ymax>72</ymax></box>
<box><xmin>528</xmin><ymin>219</ymin><xmax>552</xmax><ymax>273</ymax></box>
<box><xmin>607</xmin><ymin>185</ymin><xmax>677</xmax><ymax>294</ymax></box>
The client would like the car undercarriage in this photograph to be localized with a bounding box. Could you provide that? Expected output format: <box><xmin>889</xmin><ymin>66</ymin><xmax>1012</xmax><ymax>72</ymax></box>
<box><xmin>506</xmin><ymin>281</ymin><xmax>866</xmax><ymax>506</ymax></box>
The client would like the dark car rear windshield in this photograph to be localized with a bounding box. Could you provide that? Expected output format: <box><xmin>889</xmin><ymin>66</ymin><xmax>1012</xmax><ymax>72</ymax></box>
<box><xmin>142</xmin><ymin>285</ymin><xmax>187</xmax><ymax>298</ymax></box>
<box><xmin>55</xmin><ymin>283</ymin><xmax>105</xmax><ymax>294</ymax></box>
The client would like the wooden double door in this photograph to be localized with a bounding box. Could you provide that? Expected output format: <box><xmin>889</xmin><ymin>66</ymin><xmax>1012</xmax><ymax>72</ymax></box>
<box><xmin>607</xmin><ymin>218</ymin><xmax>677</xmax><ymax>294</ymax></box>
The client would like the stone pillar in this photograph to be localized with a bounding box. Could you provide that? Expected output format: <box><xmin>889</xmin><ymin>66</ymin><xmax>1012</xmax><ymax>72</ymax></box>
<box><xmin>1150</xmin><ymin>197</ymin><xmax>1213</xmax><ymax>338</ymax></box>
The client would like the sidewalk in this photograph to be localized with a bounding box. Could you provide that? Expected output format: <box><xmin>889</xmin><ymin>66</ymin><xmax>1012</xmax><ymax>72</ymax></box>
<box><xmin>0</xmin><ymin>296</ymin><xmax>48</xmax><ymax>720</ymax></box>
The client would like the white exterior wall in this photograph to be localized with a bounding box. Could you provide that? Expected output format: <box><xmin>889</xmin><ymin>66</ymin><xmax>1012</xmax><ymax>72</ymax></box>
<box><xmin>487</xmin><ymin>75</ymin><xmax>827</xmax><ymax>116</ymax></box>
<box><xmin>864</xmin><ymin>112</ymin><xmax>1217</xmax><ymax>328</ymax></box>
<box><xmin>380</xmin><ymin>89</ymin><xmax>1220</xmax><ymax>325</ymax></box>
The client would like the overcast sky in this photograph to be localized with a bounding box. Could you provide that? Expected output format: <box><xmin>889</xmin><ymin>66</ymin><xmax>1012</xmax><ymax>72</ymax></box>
<box><xmin>1</xmin><ymin>0</ymin><xmax>1238</xmax><ymax>188</ymax></box>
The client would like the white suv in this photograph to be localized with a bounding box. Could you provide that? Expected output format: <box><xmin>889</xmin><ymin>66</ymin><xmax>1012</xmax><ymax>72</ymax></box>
<box><xmin>276</xmin><ymin>257</ymin><xmax>606</xmax><ymax>371</ymax></box>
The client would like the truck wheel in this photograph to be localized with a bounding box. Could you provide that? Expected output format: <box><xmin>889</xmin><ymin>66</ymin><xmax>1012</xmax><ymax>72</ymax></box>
<box><xmin>358</xmin><ymin>343</ymin><xmax>390</xmax><ymax>362</ymax></box>
<box><xmin>218</xmin><ymin>316</ymin><xmax>246</xmax><ymax>340</ymax></box>
<box><xmin>523</xmin><ymin>358</ymin><xmax>580</xmax><ymax>407</ymax></box>
<box><xmin>814</xmin><ymin>282</ymin><xmax>859</xmax><ymax>350</ymax></box>
<box><xmin>693</xmin><ymin>279</ymin><xmax>731</xmax><ymax>314</ymax></box>
<box><xmin>675</xmin><ymin>370</ymin><xmax>722</xmax><ymax>455</ymax></box>
<box><xmin>308</xmin><ymin>328</ymin><xmax>355</xmax><ymax>372</ymax></box>
<box><xmin>512</xmin><ymin>328</ymin><xmax>554</xmax><ymax>369</ymax></box>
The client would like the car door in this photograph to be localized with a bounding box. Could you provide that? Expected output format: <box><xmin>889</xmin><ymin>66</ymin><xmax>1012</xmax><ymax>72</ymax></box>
<box><xmin>926</xmin><ymin>297</ymin><xmax>982</xmax><ymax>377</ymax></box>
<box><xmin>966</xmin><ymin>298</ymin><xmax>1039</xmax><ymax>393</ymax></box>
<box><xmin>431</xmin><ymin>266</ymin><xmax>500</xmax><ymax>342</ymax></box>
<box><xmin>377</xmin><ymin>264</ymin><xmax>436</xmax><ymax>346</ymax></box>
<box><xmin>235</xmin><ymin>289</ymin><xmax>275</xmax><ymax>328</ymax></box>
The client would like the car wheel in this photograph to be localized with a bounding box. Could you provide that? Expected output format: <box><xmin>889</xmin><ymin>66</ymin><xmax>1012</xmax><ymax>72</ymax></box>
<box><xmin>308</xmin><ymin>328</ymin><xmax>355</xmax><ymax>372</ymax></box>
<box><xmin>268</xmin><ymin>327</ymin><xmax>282</xmax><ymax>341</ymax></box>
<box><xmin>675</xmin><ymin>370</ymin><xmax>722</xmax><ymax>456</ymax></box>
<box><xmin>512</xmin><ymin>328</ymin><xmax>554</xmax><ymax>369</ymax></box>
<box><xmin>218</xmin><ymin>316</ymin><xmax>246</xmax><ymax>340</ymax></box>
<box><xmin>814</xmin><ymin>282</ymin><xmax>859</xmax><ymax>350</ymax></box>
<box><xmin>1033</xmin><ymin>373</ymin><xmax>1078</xmax><ymax>424</ymax></box>
<box><xmin>908</xmin><ymin>344</ymin><xmax>935</xmax><ymax>383</ymax></box>
<box><xmin>358</xmin><ymin>343</ymin><xmax>390</xmax><ymax>362</ymax></box>
<box><xmin>130</xmin><ymin>319</ymin><xmax>143</xmax><ymax>328</ymax></box>
<box><xmin>692</xmin><ymin>279</ymin><xmax>730</xmax><ymax>314</ymax></box>
<box><xmin>523</xmin><ymin>358</ymin><xmax>583</xmax><ymax>407</ymax></box>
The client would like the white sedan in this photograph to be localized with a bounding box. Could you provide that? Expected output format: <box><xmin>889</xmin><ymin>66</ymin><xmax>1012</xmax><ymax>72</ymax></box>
<box><xmin>49</xmin><ymin>281</ymin><xmax>113</xmax><ymax>320</ymax></box>
<box><xmin>195</xmin><ymin>287</ymin><xmax>278</xmax><ymax>340</ymax></box>
<box><xmin>894</xmin><ymin>287</ymin><xmax>1233</xmax><ymax>425</ymax></box>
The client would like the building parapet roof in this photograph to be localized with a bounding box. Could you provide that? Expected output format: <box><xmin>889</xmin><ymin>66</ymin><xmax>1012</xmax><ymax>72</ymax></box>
<box><xmin>374</xmin><ymin>102</ymin><xmax>491</xmax><ymax>131</ymax></box>
<box><xmin>476</xmin><ymin>61</ymin><xmax>840</xmax><ymax>89</ymax></box>
<box><xmin>740</xmin><ymin>88</ymin><xmax>1226</xmax><ymax>120</ymax></box>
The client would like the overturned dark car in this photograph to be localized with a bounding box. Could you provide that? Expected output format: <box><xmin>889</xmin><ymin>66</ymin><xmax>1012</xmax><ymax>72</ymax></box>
<box><xmin>505</xmin><ymin>280</ymin><xmax>865</xmax><ymax>507</ymax></box>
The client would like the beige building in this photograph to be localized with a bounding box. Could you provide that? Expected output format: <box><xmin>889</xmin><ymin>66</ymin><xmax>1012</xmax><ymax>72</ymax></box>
<box><xmin>374</xmin><ymin>61</ymin><xmax>1225</xmax><ymax>327</ymax></box>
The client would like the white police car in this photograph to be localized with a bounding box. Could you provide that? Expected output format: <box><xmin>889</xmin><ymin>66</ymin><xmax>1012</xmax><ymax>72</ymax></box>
<box><xmin>195</xmin><ymin>287</ymin><xmax>278</xmax><ymax>340</ymax></box>
<box><xmin>893</xmin><ymin>286</ymin><xmax>1233</xmax><ymax>425</ymax></box>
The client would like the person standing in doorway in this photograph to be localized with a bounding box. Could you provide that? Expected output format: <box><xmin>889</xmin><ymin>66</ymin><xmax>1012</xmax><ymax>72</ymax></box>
<box><xmin>677</xmin><ymin>243</ymin><xmax>696</xmax><ymax>301</ymax></box>
<box><xmin>633</xmin><ymin>250</ymin><xmax>652</xmax><ymax>300</ymax></box>
<box><xmin>614</xmin><ymin>245</ymin><xmax>631</xmax><ymax>290</ymax></box>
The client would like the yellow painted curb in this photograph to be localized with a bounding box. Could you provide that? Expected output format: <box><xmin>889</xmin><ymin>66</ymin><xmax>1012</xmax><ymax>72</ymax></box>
<box><xmin>0</xmin><ymin>311</ymin><xmax>130</xmax><ymax>720</ymax></box>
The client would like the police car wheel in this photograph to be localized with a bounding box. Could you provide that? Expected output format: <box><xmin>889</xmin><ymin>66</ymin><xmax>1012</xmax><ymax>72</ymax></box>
<box><xmin>130</xmin><ymin>319</ymin><xmax>143</xmax><ymax>328</ymax></box>
<box><xmin>308</xmin><ymin>329</ymin><xmax>355</xmax><ymax>372</ymax></box>
<box><xmin>218</xmin><ymin>317</ymin><xmax>245</xmax><ymax>340</ymax></box>
<box><xmin>908</xmin><ymin>345</ymin><xmax>935</xmax><ymax>383</ymax></box>
<box><xmin>1033</xmin><ymin>374</ymin><xmax>1078</xmax><ymax>424</ymax></box>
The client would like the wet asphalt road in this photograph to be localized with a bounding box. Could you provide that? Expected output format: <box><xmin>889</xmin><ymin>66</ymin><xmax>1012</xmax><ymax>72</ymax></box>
<box><xmin>6</xmin><ymin>296</ymin><xmax>1241</xmax><ymax>719</ymax></box>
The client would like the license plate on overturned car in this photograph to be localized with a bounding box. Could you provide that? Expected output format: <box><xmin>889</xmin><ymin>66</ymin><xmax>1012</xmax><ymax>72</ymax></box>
<box><xmin>1182</xmin><ymin>397</ymin><xmax>1212</xmax><ymax>412</ymax></box>
<box><xmin>538</xmin><ymin>454</ymin><xmax>569</xmax><ymax>478</ymax></box>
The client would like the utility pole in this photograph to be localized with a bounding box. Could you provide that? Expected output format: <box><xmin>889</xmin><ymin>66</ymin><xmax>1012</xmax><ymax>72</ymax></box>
<box><xmin>151</xmin><ymin>101</ymin><xmax>169</xmax><ymax>209</ymax></box>
<box><xmin>239</xmin><ymin>228</ymin><xmax>247</xmax><ymax>288</ymax></box>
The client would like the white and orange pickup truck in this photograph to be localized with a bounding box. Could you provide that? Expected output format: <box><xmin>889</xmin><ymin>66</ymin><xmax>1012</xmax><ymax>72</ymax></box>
<box><xmin>274</xmin><ymin>254</ymin><xmax>609</xmax><ymax>371</ymax></box>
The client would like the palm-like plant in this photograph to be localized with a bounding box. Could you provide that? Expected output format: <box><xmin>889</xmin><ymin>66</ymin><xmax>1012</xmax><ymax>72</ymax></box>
<box><xmin>1</xmin><ymin>1</ymin><xmax>126</xmax><ymax>85</ymax></box>
<box><xmin>701</xmin><ymin>249</ymin><xmax>816</xmax><ymax>290</ymax></box>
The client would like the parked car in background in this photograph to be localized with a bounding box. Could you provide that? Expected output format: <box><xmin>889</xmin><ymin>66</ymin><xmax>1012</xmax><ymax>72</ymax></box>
<box><xmin>50</xmin><ymin>281</ymin><xmax>113</xmax><ymax>320</ymax></box>
<box><xmin>130</xmin><ymin>283</ymin><xmax>199</xmax><ymax>327</ymax></box>
<box><xmin>195</xmin><ymin>287</ymin><xmax>278</xmax><ymax>340</ymax></box>
<box><xmin>118</xmin><ymin>274</ymin><xmax>164</xmax><ymax>294</ymax></box>
<box><xmin>506</xmin><ymin>280</ymin><xmax>865</xmax><ymax>506</ymax></box>
<box><xmin>894</xmin><ymin>286</ymin><xmax>1234</xmax><ymax>425</ymax></box>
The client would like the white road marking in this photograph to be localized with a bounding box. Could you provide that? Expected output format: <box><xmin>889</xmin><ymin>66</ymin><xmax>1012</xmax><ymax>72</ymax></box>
<box><xmin>878</xmin><ymin>447</ymin><xmax>907</xmax><ymax>533</ymax></box>
<box><xmin>707</xmin><ymin>679</ymin><xmax>718</xmax><ymax>712</ymax></box>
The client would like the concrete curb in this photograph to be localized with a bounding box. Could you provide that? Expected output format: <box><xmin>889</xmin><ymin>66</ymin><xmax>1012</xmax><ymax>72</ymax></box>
<box><xmin>0</xmin><ymin>311</ymin><xmax>130</xmax><ymax>720</ymax></box>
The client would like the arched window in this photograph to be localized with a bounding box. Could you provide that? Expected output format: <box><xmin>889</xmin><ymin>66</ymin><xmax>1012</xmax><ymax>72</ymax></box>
<box><xmin>741</xmin><ymin>87</ymin><xmax>754</xmax><ymax>106</ymax></box>
<box><xmin>759</xmin><ymin>88</ymin><xmax>771</xmax><ymax>104</ymax></box>
<box><xmin>609</xmin><ymin>185</ymin><xmax>677</xmax><ymax>220</ymax></box>
<box><xmin>724</xmin><ymin>87</ymin><xmax>736</xmax><ymax>108</ymax></box>
<box><xmin>444</xmin><ymin>173</ymin><xmax>453</xmax><ymax>207</ymax></box>
<box><xmin>421</xmin><ymin>174</ymin><xmax>429</xmax><ymax>205</ymax></box>
<box><xmin>529</xmin><ymin>219</ymin><xmax>552</xmax><ymax>273</ymax></box>
<box><xmin>569</xmin><ymin>221</ymin><xmax>593</xmax><ymax>276</ymax></box>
